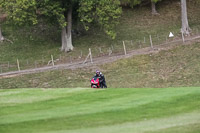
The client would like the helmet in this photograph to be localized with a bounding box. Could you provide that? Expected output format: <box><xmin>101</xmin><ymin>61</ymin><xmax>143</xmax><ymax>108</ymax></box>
<box><xmin>96</xmin><ymin>70</ymin><xmax>100</xmax><ymax>75</ymax></box>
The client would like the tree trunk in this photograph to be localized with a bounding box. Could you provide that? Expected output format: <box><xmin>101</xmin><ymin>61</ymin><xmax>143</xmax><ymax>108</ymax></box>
<box><xmin>61</xmin><ymin>6</ymin><xmax>73</xmax><ymax>52</ymax></box>
<box><xmin>61</xmin><ymin>27</ymin><xmax>67</xmax><ymax>51</ymax></box>
<box><xmin>0</xmin><ymin>26</ymin><xmax>4</xmax><ymax>41</ymax></box>
<box><xmin>151</xmin><ymin>1</ymin><xmax>159</xmax><ymax>15</ymax></box>
<box><xmin>181</xmin><ymin>0</ymin><xmax>190</xmax><ymax>35</ymax></box>
<box><xmin>65</xmin><ymin>6</ymin><xmax>73</xmax><ymax>52</ymax></box>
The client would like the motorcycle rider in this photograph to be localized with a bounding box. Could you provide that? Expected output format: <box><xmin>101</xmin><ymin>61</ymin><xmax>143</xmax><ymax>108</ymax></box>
<box><xmin>93</xmin><ymin>70</ymin><xmax>107</xmax><ymax>88</ymax></box>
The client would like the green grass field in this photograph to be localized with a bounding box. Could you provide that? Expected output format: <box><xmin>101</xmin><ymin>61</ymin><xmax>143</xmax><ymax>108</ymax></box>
<box><xmin>0</xmin><ymin>87</ymin><xmax>199</xmax><ymax>133</ymax></box>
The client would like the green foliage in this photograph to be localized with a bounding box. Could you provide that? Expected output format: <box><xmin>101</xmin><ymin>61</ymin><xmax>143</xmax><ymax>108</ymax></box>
<box><xmin>78</xmin><ymin>0</ymin><xmax>95</xmax><ymax>30</ymax></box>
<box><xmin>79</xmin><ymin>0</ymin><xmax>122</xmax><ymax>39</ymax></box>
<box><xmin>0</xmin><ymin>0</ymin><xmax>67</xmax><ymax>27</ymax></box>
<box><xmin>0</xmin><ymin>0</ymin><xmax>122</xmax><ymax>39</ymax></box>
<box><xmin>0</xmin><ymin>0</ymin><xmax>38</xmax><ymax>25</ymax></box>
<box><xmin>36</xmin><ymin>0</ymin><xmax>67</xmax><ymax>27</ymax></box>
<box><xmin>96</xmin><ymin>0</ymin><xmax>122</xmax><ymax>39</ymax></box>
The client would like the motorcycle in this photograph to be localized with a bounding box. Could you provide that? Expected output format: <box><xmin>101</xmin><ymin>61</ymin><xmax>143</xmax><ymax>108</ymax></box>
<box><xmin>91</xmin><ymin>77</ymin><xmax>100</xmax><ymax>88</ymax></box>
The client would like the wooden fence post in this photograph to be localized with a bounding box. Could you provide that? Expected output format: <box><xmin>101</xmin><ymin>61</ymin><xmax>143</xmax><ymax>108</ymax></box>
<box><xmin>83</xmin><ymin>48</ymin><xmax>93</xmax><ymax>64</ymax></box>
<box><xmin>149</xmin><ymin>35</ymin><xmax>153</xmax><ymax>49</ymax></box>
<box><xmin>7</xmin><ymin>61</ymin><xmax>10</xmax><ymax>69</ymax></box>
<box><xmin>17</xmin><ymin>59</ymin><xmax>20</xmax><ymax>71</ymax></box>
<box><xmin>51</xmin><ymin>55</ymin><xmax>54</xmax><ymax>66</ymax></box>
<box><xmin>108</xmin><ymin>48</ymin><xmax>112</xmax><ymax>56</ymax></box>
<box><xmin>80</xmin><ymin>51</ymin><xmax>83</xmax><ymax>58</ymax></box>
<box><xmin>123</xmin><ymin>41</ymin><xmax>127</xmax><ymax>55</ymax></box>
<box><xmin>99</xmin><ymin>47</ymin><xmax>103</xmax><ymax>54</ymax></box>
<box><xmin>89</xmin><ymin>48</ymin><xmax>93</xmax><ymax>63</ymax></box>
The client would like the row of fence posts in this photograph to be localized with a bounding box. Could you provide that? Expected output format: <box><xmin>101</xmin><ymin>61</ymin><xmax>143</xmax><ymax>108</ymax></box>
<box><xmin>83</xmin><ymin>34</ymin><xmax>156</xmax><ymax>64</ymax></box>
<box><xmin>0</xmin><ymin>34</ymin><xmax>169</xmax><ymax>73</ymax></box>
<box><xmin>0</xmin><ymin>54</ymin><xmax>80</xmax><ymax>73</ymax></box>
<box><xmin>1</xmin><ymin>30</ymin><xmax>199</xmax><ymax>74</ymax></box>
<box><xmin>0</xmin><ymin>55</ymin><xmax>53</xmax><ymax>73</ymax></box>
<box><xmin>83</xmin><ymin>30</ymin><xmax>198</xmax><ymax>64</ymax></box>
<box><xmin>122</xmin><ymin>34</ymin><xmax>155</xmax><ymax>56</ymax></box>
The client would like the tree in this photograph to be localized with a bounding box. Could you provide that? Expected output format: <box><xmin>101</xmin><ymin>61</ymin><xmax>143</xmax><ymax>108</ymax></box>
<box><xmin>0</xmin><ymin>10</ymin><xmax>8</xmax><ymax>42</ymax></box>
<box><xmin>0</xmin><ymin>0</ymin><xmax>38</xmax><ymax>43</ymax></box>
<box><xmin>0</xmin><ymin>0</ymin><xmax>122</xmax><ymax>52</ymax></box>
<box><xmin>181</xmin><ymin>0</ymin><xmax>190</xmax><ymax>35</ymax></box>
<box><xmin>79</xmin><ymin>0</ymin><xmax>122</xmax><ymax>39</ymax></box>
<box><xmin>0</xmin><ymin>26</ymin><xmax>4</xmax><ymax>41</ymax></box>
<box><xmin>151</xmin><ymin>0</ymin><xmax>160</xmax><ymax>15</ymax></box>
<box><xmin>61</xmin><ymin>5</ymin><xmax>73</xmax><ymax>52</ymax></box>
<box><xmin>0</xmin><ymin>0</ymin><xmax>38</xmax><ymax>25</ymax></box>
<box><xmin>0</xmin><ymin>8</ymin><xmax>5</xmax><ymax>41</ymax></box>
<box><xmin>0</xmin><ymin>25</ymin><xmax>4</xmax><ymax>41</ymax></box>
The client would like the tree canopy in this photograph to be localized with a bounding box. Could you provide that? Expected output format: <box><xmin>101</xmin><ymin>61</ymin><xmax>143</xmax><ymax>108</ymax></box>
<box><xmin>79</xmin><ymin>0</ymin><xmax>122</xmax><ymax>39</ymax></box>
<box><xmin>0</xmin><ymin>0</ymin><xmax>195</xmax><ymax>51</ymax></box>
<box><xmin>0</xmin><ymin>0</ymin><xmax>122</xmax><ymax>51</ymax></box>
<box><xmin>0</xmin><ymin>0</ymin><xmax>121</xmax><ymax>37</ymax></box>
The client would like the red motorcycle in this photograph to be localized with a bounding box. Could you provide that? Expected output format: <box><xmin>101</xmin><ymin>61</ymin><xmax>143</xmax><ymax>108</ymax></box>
<box><xmin>91</xmin><ymin>77</ymin><xmax>100</xmax><ymax>88</ymax></box>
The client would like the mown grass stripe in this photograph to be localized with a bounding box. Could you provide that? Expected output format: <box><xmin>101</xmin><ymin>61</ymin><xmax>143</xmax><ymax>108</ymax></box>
<box><xmin>42</xmin><ymin>111</ymin><xmax>200</xmax><ymax>133</ymax></box>
<box><xmin>0</xmin><ymin>88</ymin><xmax>198</xmax><ymax>125</ymax></box>
<box><xmin>0</xmin><ymin>88</ymin><xmax>93</xmax><ymax>107</ymax></box>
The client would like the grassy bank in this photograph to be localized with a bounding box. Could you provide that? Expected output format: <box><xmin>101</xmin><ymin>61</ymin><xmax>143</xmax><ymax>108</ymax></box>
<box><xmin>0</xmin><ymin>41</ymin><xmax>200</xmax><ymax>89</ymax></box>
<box><xmin>0</xmin><ymin>87</ymin><xmax>200</xmax><ymax>133</ymax></box>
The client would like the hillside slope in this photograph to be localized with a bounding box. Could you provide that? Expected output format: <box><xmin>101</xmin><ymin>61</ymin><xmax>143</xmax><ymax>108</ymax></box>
<box><xmin>0</xmin><ymin>40</ymin><xmax>200</xmax><ymax>89</ymax></box>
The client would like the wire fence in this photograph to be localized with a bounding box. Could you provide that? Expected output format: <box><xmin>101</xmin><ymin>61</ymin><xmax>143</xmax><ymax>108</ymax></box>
<box><xmin>0</xmin><ymin>28</ymin><xmax>200</xmax><ymax>74</ymax></box>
